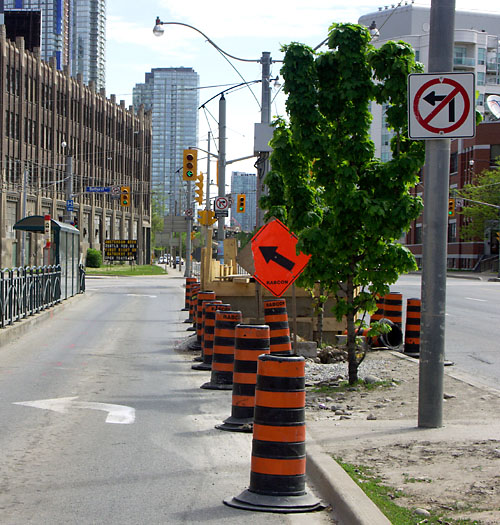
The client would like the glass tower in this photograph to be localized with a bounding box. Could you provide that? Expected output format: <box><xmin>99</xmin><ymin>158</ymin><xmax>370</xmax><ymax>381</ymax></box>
<box><xmin>133</xmin><ymin>68</ymin><xmax>199</xmax><ymax>216</ymax></box>
<box><xmin>1</xmin><ymin>0</ymin><xmax>106</xmax><ymax>89</ymax></box>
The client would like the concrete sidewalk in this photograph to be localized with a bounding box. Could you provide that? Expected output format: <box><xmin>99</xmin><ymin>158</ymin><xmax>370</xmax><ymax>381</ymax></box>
<box><xmin>304</xmin><ymin>351</ymin><xmax>500</xmax><ymax>524</ymax></box>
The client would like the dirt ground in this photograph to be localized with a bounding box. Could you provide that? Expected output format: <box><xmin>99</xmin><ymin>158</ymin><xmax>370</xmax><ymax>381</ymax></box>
<box><xmin>305</xmin><ymin>351</ymin><xmax>500</xmax><ymax>524</ymax></box>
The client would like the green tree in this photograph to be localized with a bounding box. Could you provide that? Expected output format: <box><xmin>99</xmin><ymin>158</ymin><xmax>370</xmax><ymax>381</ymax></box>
<box><xmin>457</xmin><ymin>163</ymin><xmax>500</xmax><ymax>241</ymax></box>
<box><xmin>261</xmin><ymin>23</ymin><xmax>425</xmax><ymax>383</ymax></box>
<box><xmin>151</xmin><ymin>192</ymin><xmax>165</xmax><ymax>252</ymax></box>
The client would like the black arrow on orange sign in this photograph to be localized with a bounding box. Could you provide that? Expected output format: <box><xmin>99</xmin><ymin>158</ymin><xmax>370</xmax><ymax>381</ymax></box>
<box><xmin>259</xmin><ymin>246</ymin><xmax>295</xmax><ymax>271</ymax></box>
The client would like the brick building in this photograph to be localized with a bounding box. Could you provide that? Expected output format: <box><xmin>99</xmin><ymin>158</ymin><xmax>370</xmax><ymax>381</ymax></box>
<box><xmin>0</xmin><ymin>27</ymin><xmax>152</xmax><ymax>268</ymax></box>
<box><xmin>405</xmin><ymin>121</ymin><xmax>500</xmax><ymax>270</ymax></box>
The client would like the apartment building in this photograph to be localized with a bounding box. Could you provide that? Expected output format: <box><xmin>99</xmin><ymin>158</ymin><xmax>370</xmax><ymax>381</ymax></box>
<box><xmin>360</xmin><ymin>4</ymin><xmax>500</xmax><ymax>270</ymax></box>
<box><xmin>230</xmin><ymin>171</ymin><xmax>257</xmax><ymax>233</ymax></box>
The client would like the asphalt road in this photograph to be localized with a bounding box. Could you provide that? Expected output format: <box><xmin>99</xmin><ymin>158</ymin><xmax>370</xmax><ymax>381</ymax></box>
<box><xmin>0</xmin><ymin>274</ymin><xmax>331</xmax><ymax>525</ymax></box>
<box><xmin>390</xmin><ymin>273</ymin><xmax>500</xmax><ymax>389</ymax></box>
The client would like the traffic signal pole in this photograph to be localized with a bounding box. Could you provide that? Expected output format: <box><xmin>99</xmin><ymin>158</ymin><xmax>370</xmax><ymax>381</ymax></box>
<box><xmin>418</xmin><ymin>0</ymin><xmax>456</xmax><ymax>428</ymax></box>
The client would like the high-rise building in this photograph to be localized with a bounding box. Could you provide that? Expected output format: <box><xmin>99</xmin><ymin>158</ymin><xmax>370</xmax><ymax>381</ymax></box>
<box><xmin>230</xmin><ymin>171</ymin><xmax>257</xmax><ymax>233</ymax></box>
<box><xmin>359</xmin><ymin>4</ymin><xmax>500</xmax><ymax>160</ymax></box>
<box><xmin>1</xmin><ymin>0</ymin><xmax>106</xmax><ymax>89</ymax></box>
<box><xmin>71</xmin><ymin>0</ymin><xmax>106</xmax><ymax>89</ymax></box>
<box><xmin>133</xmin><ymin>68</ymin><xmax>199</xmax><ymax>216</ymax></box>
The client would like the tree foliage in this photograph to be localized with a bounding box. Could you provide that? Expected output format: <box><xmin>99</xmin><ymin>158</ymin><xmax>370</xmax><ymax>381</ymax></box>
<box><xmin>458</xmin><ymin>162</ymin><xmax>500</xmax><ymax>241</ymax></box>
<box><xmin>261</xmin><ymin>23</ymin><xmax>425</xmax><ymax>383</ymax></box>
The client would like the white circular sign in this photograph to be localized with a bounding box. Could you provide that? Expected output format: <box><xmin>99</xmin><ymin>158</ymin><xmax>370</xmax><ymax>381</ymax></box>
<box><xmin>215</xmin><ymin>197</ymin><xmax>229</xmax><ymax>211</ymax></box>
<box><xmin>185</xmin><ymin>208</ymin><xmax>193</xmax><ymax>217</ymax></box>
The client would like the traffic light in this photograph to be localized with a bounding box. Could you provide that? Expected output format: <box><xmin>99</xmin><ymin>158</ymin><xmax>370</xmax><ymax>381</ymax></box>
<box><xmin>448</xmin><ymin>198</ymin><xmax>455</xmax><ymax>217</ymax></box>
<box><xmin>237</xmin><ymin>194</ymin><xmax>246</xmax><ymax>213</ymax></box>
<box><xmin>195</xmin><ymin>173</ymin><xmax>204</xmax><ymax>205</ymax></box>
<box><xmin>121</xmin><ymin>186</ymin><xmax>130</xmax><ymax>207</ymax></box>
<box><xmin>183</xmin><ymin>149</ymin><xmax>197</xmax><ymax>181</ymax></box>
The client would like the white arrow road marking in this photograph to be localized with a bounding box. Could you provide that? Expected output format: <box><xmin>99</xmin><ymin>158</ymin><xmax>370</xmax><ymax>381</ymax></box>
<box><xmin>126</xmin><ymin>294</ymin><xmax>157</xmax><ymax>298</ymax></box>
<box><xmin>13</xmin><ymin>397</ymin><xmax>135</xmax><ymax>424</ymax></box>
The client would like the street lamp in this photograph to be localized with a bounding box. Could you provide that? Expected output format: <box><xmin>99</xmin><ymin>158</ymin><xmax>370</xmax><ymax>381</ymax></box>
<box><xmin>153</xmin><ymin>17</ymin><xmax>275</xmax><ymax>257</ymax></box>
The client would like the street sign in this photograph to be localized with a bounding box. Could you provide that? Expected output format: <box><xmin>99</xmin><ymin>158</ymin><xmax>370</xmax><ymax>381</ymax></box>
<box><xmin>66</xmin><ymin>199</ymin><xmax>74</xmax><ymax>211</ymax></box>
<box><xmin>44</xmin><ymin>215</ymin><xmax>51</xmax><ymax>240</ymax></box>
<box><xmin>86</xmin><ymin>186</ymin><xmax>111</xmax><ymax>193</ymax></box>
<box><xmin>214</xmin><ymin>196</ymin><xmax>229</xmax><ymax>211</ymax></box>
<box><xmin>251</xmin><ymin>218</ymin><xmax>311</xmax><ymax>297</ymax></box>
<box><xmin>185</xmin><ymin>208</ymin><xmax>193</xmax><ymax>217</ymax></box>
<box><xmin>408</xmin><ymin>73</ymin><xmax>475</xmax><ymax>139</ymax></box>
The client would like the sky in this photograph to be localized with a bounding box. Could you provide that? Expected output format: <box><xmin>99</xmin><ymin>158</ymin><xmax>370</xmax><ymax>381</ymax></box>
<box><xmin>106</xmin><ymin>0</ymin><xmax>500</xmax><ymax>176</ymax></box>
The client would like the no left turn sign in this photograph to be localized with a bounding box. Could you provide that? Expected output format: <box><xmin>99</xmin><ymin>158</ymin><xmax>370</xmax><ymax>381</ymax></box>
<box><xmin>408</xmin><ymin>73</ymin><xmax>475</xmax><ymax>139</ymax></box>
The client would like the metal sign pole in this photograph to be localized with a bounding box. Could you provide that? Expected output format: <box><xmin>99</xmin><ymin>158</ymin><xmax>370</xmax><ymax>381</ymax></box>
<box><xmin>418</xmin><ymin>0</ymin><xmax>456</xmax><ymax>429</ymax></box>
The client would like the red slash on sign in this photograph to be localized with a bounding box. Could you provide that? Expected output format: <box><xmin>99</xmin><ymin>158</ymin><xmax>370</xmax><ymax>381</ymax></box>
<box><xmin>413</xmin><ymin>78</ymin><xmax>470</xmax><ymax>134</ymax></box>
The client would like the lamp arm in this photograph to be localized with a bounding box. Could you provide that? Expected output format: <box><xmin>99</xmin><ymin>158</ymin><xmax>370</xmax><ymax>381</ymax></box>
<box><xmin>156</xmin><ymin>19</ymin><xmax>259</xmax><ymax>63</ymax></box>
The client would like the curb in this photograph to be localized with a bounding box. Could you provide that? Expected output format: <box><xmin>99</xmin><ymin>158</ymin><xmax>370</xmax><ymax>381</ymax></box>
<box><xmin>0</xmin><ymin>293</ymin><xmax>87</xmax><ymax>348</ymax></box>
<box><xmin>306</xmin><ymin>439</ymin><xmax>391</xmax><ymax>525</ymax></box>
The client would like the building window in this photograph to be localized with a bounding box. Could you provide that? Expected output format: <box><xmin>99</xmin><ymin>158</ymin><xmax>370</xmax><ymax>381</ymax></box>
<box><xmin>448</xmin><ymin>222</ymin><xmax>457</xmax><ymax>243</ymax></box>
<box><xmin>450</xmin><ymin>152</ymin><xmax>458</xmax><ymax>174</ymax></box>
<box><xmin>415</xmin><ymin>50</ymin><xmax>420</xmax><ymax>62</ymax></box>
<box><xmin>477</xmin><ymin>72</ymin><xmax>485</xmax><ymax>86</ymax></box>
<box><xmin>490</xmin><ymin>144</ymin><xmax>500</xmax><ymax>166</ymax></box>
<box><xmin>415</xmin><ymin>224</ymin><xmax>422</xmax><ymax>244</ymax></box>
<box><xmin>478</xmin><ymin>47</ymin><xmax>486</xmax><ymax>65</ymax></box>
<box><xmin>477</xmin><ymin>93</ymin><xmax>484</xmax><ymax>106</ymax></box>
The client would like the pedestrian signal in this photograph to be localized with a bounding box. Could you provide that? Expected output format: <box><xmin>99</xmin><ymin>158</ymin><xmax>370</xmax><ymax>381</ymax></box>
<box><xmin>183</xmin><ymin>149</ymin><xmax>197</xmax><ymax>181</ymax></box>
<box><xmin>237</xmin><ymin>194</ymin><xmax>246</xmax><ymax>213</ymax></box>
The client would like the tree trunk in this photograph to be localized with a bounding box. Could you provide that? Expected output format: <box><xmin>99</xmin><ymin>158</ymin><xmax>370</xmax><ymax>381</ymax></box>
<box><xmin>346</xmin><ymin>275</ymin><xmax>358</xmax><ymax>384</ymax></box>
<box><xmin>317</xmin><ymin>283</ymin><xmax>325</xmax><ymax>346</ymax></box>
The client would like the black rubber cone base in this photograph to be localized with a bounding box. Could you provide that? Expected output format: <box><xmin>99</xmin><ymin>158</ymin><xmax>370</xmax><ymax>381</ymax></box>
<box><xmin>215</xmin><ymin>415</ymin><xmax>253</xmax><ymax>433</ymax></box>
<box><xmin>191</xmin><ymin>362</ymin><xmax>211</xmax><ymax>371</ymax></box>
<box><xmin>404</xmin><ymin>352</ymin><xmax>420</xmax><ymax>359</ymax></box>
<box><xmin>186</xmin><ymin>326</ymin><xmax>196</xmax><ymax>331</ymax></box>
<box><xmin>181</xmin><ymin>307</ymin><xmax>189</xmax><ymax>311</ymax></box>
<box><xmin>224</xmin><ymin>489</ymin><xmax>324</xmax><ymax>514</ymax></box>
<box><xmin>183</xmin><ymin>318</ymin><xmax>192</xmax><ymax>323</ymax></box>
<box><xmin>200</xmin><ymin>381</ymin><xmax>233</xmax><ymax>390</ymax></box>
<box><xmin>188</xmin><ymin>341</ymin><xmax>201</xmax><ymax>351</ymax></box>
<box><xmin>192</xmin><ymin>355</ymin><xmax>203</xmax><ymax>362</ymax></box>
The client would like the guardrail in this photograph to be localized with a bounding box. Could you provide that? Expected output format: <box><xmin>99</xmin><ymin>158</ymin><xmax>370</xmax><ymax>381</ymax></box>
<box><xmin>0</xmin><ymin>265</ymin><xmax>62</xmax><ymax>328</ymax></box>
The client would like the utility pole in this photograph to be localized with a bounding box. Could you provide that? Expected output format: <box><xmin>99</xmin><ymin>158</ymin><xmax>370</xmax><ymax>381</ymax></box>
<box><xmin>256</xmin><ymin>52</ymin><xmax>272</xmax><ymax>230</ymax></box>
<box><xmin>418</xmin><ymin>0</ymin><xmax>456</xmax><ymax>428</ymax></box>
<box><xmin>217</xmin><ymin>94</ymin><xmax>226</xmax><ymax>261</ymax></box>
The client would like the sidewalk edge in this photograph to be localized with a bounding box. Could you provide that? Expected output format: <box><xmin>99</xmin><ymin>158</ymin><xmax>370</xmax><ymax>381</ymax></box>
<box><xmin>306</xmin><ymin>439</ymin><xmax>391</xmax><ymax>525</ymax></box>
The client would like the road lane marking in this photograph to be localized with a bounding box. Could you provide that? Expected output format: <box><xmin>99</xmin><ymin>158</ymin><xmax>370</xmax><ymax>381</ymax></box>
<box><xmin>127</xmin><ymin>294</ymin><xmax>157</xmax><ymax>298</ymax></box>
<box><xmin>465</xmin><ymin>297</ymin><xmax>487</xmax><ymax>302</ymax></box>
<box><xmin>13</xmin><ymin>397</ymin><xmax>135</xmax><ymax>424</ymax></box>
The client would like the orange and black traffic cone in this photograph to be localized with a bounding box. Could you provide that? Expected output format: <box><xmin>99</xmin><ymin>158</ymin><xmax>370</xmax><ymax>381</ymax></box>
<box><xmin>183</xmin><ymin>277</ymin><xmax>198</xmax><ymax>312</ymax></box>
<box><xmin>404</xmin><ymin>298</ymin><xmax>421</xmax><ymax>357</ymax></box>
<box><xmin>186</xmin><ymin>283</ymin><xmax>200</xmax><ymax>330</ymax></box>
<box><xmin>192</xmin><ymin>299</ymin><xmax>221</xmax><ymax>363</ymax></box>
<box><xmin>216</xmin><ymin>325</ymin><xmax>270</xmax><ymax>433</ymax></box>
<box><xmin>193</xmin><ymin>302</ymin><xmax>231</xmax><ymax>371</ymax></box>
<box><xmin>263</xmin><ymin>299</ymin><xmax>292</xmax><ymax>355</ymax></box>
<box><xmin>383</xmin><ymin>291</ymin><xmax>403</xmax><ymax>328</ymax></box>
<box><xmin>224</xmin><ymin>353</ymin><xmax>323</xmax><ymax>513</ymax></box>
<box><xmin>188</xmin><ymin>291</ymin><xmax>215</xmax><ymax>350</ymax></box>
<box><xmin>201</xmin><ymin>310</ymin><xmax>242</xmax><ymax>390</ymax></box>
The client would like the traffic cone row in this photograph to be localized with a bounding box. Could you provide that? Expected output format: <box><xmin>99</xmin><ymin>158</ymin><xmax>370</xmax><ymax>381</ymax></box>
<box><xmin>368</xmin><ymin>291</ymin><xmax>421</xmax><ymax>356</ymax></box>
<box><xmin>180</xmin><ymin>280</ymin><xmax>322</xmax><ymax>514</ymax></box>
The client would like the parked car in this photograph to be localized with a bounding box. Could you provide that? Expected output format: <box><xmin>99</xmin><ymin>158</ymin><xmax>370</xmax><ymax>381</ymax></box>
<box><xmin>175</xmin><ymin>256</ymin><xmax>180</xmax><ymax>264</ymax></box>
<box><xmin>158</xmin><ymin>256</ymin><xmax>165</xmax><ymax>264</ymax></box>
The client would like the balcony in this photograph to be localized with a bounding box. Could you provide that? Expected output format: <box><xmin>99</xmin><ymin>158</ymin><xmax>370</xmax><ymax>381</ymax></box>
<box><xmin>486</xmin><ymin>60</ymin><xmax>500</xmax><ymax>73</ymax></box>
<box><xmin>453</xmin><ymin>56</ymin><xmax>476</xmax><ymax>67</ymax></box>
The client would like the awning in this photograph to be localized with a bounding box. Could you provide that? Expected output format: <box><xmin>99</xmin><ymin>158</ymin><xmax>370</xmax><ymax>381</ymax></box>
<box><xmin>14</xmin><ymin>215</ymin><xmax>80</xmax><ymax>235</ymax></box>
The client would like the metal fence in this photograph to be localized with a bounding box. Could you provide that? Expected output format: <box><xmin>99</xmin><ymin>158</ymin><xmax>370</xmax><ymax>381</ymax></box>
<box><xmin>0</xmin><ymin>265</ymin><xmax>62</xmax><ymax>328</ymax></box>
